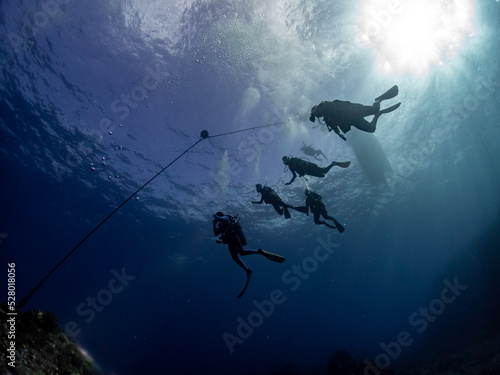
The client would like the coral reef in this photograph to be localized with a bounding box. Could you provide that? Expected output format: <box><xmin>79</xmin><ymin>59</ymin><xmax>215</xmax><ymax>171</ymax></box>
<box><xmin>0</xmin><ymin>301</ymin><xmax>94</xmax><ymax>375</ymax></box>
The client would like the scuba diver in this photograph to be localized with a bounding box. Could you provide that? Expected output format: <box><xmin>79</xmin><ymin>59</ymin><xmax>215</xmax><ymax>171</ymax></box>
<box><xmin>282</xmin><ymin>156</ymin><xmax>350</xmax><ymax>185</ymax></box>
<box><xmin>252</xmin><ymin>184</ymin><xmax>294</xmax><ymax>219</ymax></box>
<box><xmin>212</xmin><ymin>212</ymin><xmax>286</xmax><ymax>298</ymax></box>
<box><xmin>300</xmin><ymin>142</ymin><xmax>328</xmax><ymax>161</ymax></box>
<box><xmin>309</xmin><ymin>85</ymin><xmax>401</xmax><ymax>141</ymax></box>
<box><xmin>295</xmin><ymin>190</ymin><xmax>345</xmax><ymax>232</ymax></box>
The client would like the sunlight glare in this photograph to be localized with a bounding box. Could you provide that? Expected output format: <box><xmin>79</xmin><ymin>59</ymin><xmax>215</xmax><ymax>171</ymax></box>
<box><xmin>358</xmin><ymin>0</ymin><xmax>475</xmax><ymax>75</ymax></box>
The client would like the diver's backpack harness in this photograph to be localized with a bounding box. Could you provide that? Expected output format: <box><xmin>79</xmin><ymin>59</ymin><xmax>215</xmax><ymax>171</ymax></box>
<box><xmin>215</xmin><ymin>215</ymin><xmax>247</xmax><ymax>246</ymax></box>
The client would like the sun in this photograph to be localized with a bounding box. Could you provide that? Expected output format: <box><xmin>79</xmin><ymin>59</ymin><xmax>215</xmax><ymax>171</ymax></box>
<box><xmin>357</xmin><ymin>0</ymin><xmax>476</xmax><ymax>75</ymax></box>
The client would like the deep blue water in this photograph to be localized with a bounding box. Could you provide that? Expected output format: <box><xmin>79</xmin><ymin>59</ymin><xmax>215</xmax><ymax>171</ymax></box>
<box><xmin>1</xmin><ymin>1</ymin><xmax>500</xmax><ymax>374</ymax></box>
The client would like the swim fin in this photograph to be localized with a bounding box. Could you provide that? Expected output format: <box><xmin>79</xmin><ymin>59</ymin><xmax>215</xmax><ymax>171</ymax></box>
<box><xmin>375</xmin><ymin>85</ymin><xmax>399</xmax><ymax>102</ymax></box>
<box><xmin>378</xmin><ymin>102</ymin><xmax>401</xmax><ymax>114</ymax></box>
<box><xmin>291</xmin><ymin>206</ymin><xmax>308</xmax><ymax>214</ymax></box>
<box><xmin>332</xmin><ymin>218</ymin><xmax>345</xmax><ymax>233</ymax></box>
<box><xmin>258</xmin><ymin>249</ymin><xmax>286</xmax><ymax>263</ymax></box>
<box><xmin>332</xmin><ymin>161</ymin><xmax>350</xmax><ymax>168</ymax></box>
<box><xmin>283</xmin><ymin>206</ymin><xmax>291</xmax><ymax>219</ymax></box>
<box><xmin>237</xmin><ymin>270</ymin><xmax>252</xmax><ymax>298</ymax></box>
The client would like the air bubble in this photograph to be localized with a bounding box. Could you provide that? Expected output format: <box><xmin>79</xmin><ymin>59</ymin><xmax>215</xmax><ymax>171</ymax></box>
<box><xmin>109</xmin><ymin>131</ymin><xmax>112</xmax><ymax>135</ymax></box>
<box><xmin>90</xmin><ymin>167</ymin><xmax>96</xmax><ymax>171</ymax></box>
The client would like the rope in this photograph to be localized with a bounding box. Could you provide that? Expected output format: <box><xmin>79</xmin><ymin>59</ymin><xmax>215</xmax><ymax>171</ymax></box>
<box><xmin>206</xmin><ymin>122</ymin><xmax>284</xmax><ymax>139</ymax></box>
<box><xmin>17</xmin><ymin>121</ymin><xmax>285</xmax><ymax>309</ymax></box>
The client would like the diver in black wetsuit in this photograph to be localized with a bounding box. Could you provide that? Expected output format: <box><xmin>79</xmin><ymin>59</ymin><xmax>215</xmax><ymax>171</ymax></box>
<box><xmin>300</xmin><ymin>142</ymin><xmax>327</xmax><ymax>161</ymax></box>
<box><xmin>309</xmin><ymin>85</ymin><xmax>400</xmax><ymax>141</ymax></box>
<box><xmin>252</xmin><ymin>184</ymin><xmax>293</xmax><ymax>218</ymax></box>
<box><xmin>212</xmin><ymin>212</ymin><xmax>286</xmax><ymax>298</ymax></box>
<box><xmin>212</xmin><ymin>212</ymin><xmax>285</xmax><ymax>276</ymax></box>
<box><xmin>282</xmin><ymin>156</ymin><xmax>350</xmax><ymax>185</ymax></box>
<box><xmin>295</xmin><ymin>190</ymin><xmax>345</xmax><ymax>232</ymax></box>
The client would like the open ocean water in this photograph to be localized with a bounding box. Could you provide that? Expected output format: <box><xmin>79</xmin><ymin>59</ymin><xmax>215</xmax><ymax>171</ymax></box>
<box><xmin>1</xmin><ymin>1</ymin><xmax>500</xmax><ymax>374</ymax></box>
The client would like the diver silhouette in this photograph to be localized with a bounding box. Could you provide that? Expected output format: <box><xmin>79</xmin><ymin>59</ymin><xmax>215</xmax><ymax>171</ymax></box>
<box><xmin>212</xmin><ymin>212</ymin><xmax>286</xmax><ymax>297</ymax></box>
<box><xmin>252</xmin><ymin>184</ymin><xmax>294</xmax><ymax>218</ymax></box>
<box><xmin>309</xmin><ymin>85</ymin><xmax>400</xmax><ymax>141</ymax></box>
<box><xmin>294</xmin><ymin>190</ymin><xmax>345</xmax><ymax>232</ymax></box>
<box><xmin>300</xmin><ymin>142</ymin><xmax>328</xmax><ymax>161</ymax></box>
<box><xmin>282</xmin><ymin>156</ymin><xmax>350</xmax><ymax>185</ymax></box>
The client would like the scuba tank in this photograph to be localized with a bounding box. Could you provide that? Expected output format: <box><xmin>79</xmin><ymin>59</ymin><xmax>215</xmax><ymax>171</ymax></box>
<box><xmin>215</xmin><ymin>214</ymin><xmax>247</xmax><ymax>246</ymax></box>
<box><xmin>227</xmin><ymin>216</ymin><xmax>247</xmax><ymax>246</ymax></box>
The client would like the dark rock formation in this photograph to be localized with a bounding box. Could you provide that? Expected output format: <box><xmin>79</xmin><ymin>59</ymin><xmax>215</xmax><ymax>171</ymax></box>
<box><xmin>0</xmin><ymin>301</ymin><xmax>94</xmax><ymax>375</ymax></box>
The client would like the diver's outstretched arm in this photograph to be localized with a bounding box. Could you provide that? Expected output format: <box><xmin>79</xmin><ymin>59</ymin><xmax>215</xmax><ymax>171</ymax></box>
<box><xmin>285</xmin><ymin>169</ymin><xmax>297</xmax><ymax>185</ymax></box>
<box><xmin>252</xmin><ymin>195</ymin><xmax>264</xmax><ymax>204</ymax></box>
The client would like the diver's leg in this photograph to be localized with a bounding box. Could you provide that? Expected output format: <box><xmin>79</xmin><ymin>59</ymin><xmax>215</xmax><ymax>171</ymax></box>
<box><xmin>352</xmin><ymin>102</ymin><xmax>380</xmax><ymax>117</ymax></box>
<box><xmin>271</xmin><ymin>202</ymin><xmax>284</xmax><ymax>215</ymax></box>
<box><xmin>321</xmin><ymin>221</ymin><xmax>336</xmax><ymax>229</ymax></box>
<box><xmin>303</xmin><ymin>164</ymin><xmax>326</xmax><ymax>178</ymax></box>
<box><xmin>323</xmin><ymin>213</ymin><xmax>339</xmax><ymax>228</ymax></box>
<box><xmin>352</xmin><ymin>118</ymin><xmax>376</xmax><ymax>133</ymax></box>
<box><xmin>229</xmin><ymin>244</ymin><xmax>252</xmax><ymax>273</ymax></box>
<box><xmin>238</xmin><ymin>249</ymin><xmax>260</xmax><ymax>256</ymax></box>
<box><xmin>276</xmin><ymin>198</ymin><xmax>294</xmax><ymax>209</ymax></box>
<box><xmin>316</xmin><ymin>217</ymin><xmax>336</xmax><ymax>229</ymax></box>
<box><xmin>233</xmin><ymin>256</ymin><xmax>251</xmax><ymax>272</ymax></box>
<box><xmin>323</xmin><ymin>212</ymin><xmax>336</xmax><ymax>222</ymax></box>
<box><xmin>313</xmin><ymin>212</ymin><xmax>323</xmax><ymax>225</ymax></box>
<box><xmin>313</xmin><ymin>211</ymin><xmax>336</xmax><ymax>229</ymax></box>
<box><xmin>320</xmin><ymin>161</ymin><xmax>342</xmax><ymax>174</ymax></box>
<box><xmin>322</xmin><ymin>212</ymin><xmax>345</xmax><ymax>232</ymax></box>
<box><xmin>230</xmin><ymin>236</ymin><xmax>258</xmax><ymax>257</ymax></box>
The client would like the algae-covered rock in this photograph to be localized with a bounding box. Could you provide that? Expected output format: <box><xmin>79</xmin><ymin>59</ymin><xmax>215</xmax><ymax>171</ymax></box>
<box><xmin>0</xmin><ymin>301</ymin><xmax>94</xmax><ymax>375</ymax></box>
